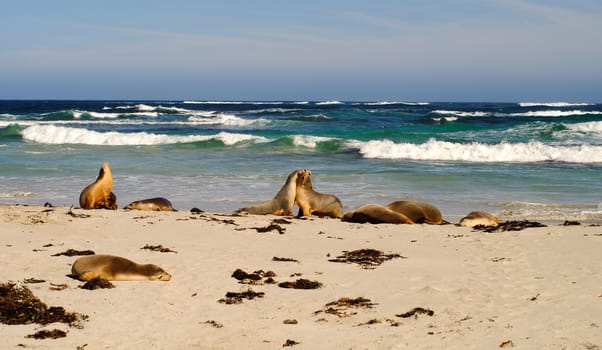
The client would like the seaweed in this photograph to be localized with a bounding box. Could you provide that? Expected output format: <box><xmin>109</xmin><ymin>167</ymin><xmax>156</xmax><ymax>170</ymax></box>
<box><xmin>51</xmin><ymin>249</ymin><xmax>95</xmax><ymax>257</ymax></box>
<box><xmin>218</xmin><ymin>289</ymin><xmax>265</xmax><ymax>304</ymax></box>
<box><xmin>314</xmin><ymin>297</ymin><xmax>377</xmax><ymax>318</ymax></box>
<box><xmin>328</xmin><ymin>249</ymin><xmax>405</xmax><ymax>269</ymax></box>
<box><xmin>278</xmin><ymin>279</ymin><xmax>322</xmax><ymax>289</ymax></box>
<box><xmin>80</xmin><ymin>278</ymin><xmax>115</xmax><ymax>290</ymax></box>
<box><xmin>140</xmin><ymin>244</ymin><xmax>177</xmax><ymax>254</ymax></box>
<box><xmin>0</xmin><ymin>282</ymin><xmax>87</xmax><ymax>327</ymax></box>
<box><xmin>272</xmin><ymin>256</ymin><xmax>300</xmax><ymax>263</ymax></box>
<box><xmin>26</xmin><ymin>329</ymin><xmax>67</xmax><ymax>339</ymax></box>
<box><xmin>396</xmin><ymin>307</ymin><xmax>435</xmax><ymax>318</ymax></box>
<box><xmin>473</xmin><ymin>220</ymin><xmax>546</xmax><ymax>233</ymax></box>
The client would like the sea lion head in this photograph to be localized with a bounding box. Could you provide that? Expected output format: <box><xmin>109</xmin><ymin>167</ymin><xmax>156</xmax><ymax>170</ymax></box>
<box><xmin>143</xmin><ymin>264</ymin><xmax>172</xmax><ymax>281</ymax></box>
<box><xmin>296</xmin><ymin>169</ymin><xmax>312</xmax><ymax>187</ymax></box>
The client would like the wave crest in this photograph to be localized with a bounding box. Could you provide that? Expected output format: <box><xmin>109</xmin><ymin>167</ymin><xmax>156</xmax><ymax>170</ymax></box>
<box><xmin>20</xmin><ymin>125</ymin><xmax>268</xmax><ymax>146</ymax></box>
<box><xmin>358</xmin><ymin>138</ymin><xmax>602</xmax><ymax>163</ymax></box>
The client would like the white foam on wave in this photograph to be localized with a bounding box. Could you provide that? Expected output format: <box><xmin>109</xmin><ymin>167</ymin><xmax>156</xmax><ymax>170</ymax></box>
<box><xmin>358</xmin><ymin>138</ymin><xmax>602</xmax><ymax>163</ymax></box>
<box><xmin>362</xmin><ymin>101</ymin><xmax>430</xmax><ymax>106</ymax></box>
<box><xmin>499</xmin><ymin>201</ymin><xmax>602</xmax><ymax>221</ymax></box>
<box><xmin>72</xmin><ymin>110</ymin><xmax>160</xmax><ymax>119</ymax></box>
<box><xmin>316</xmin><ymin>101</ymin><xmax>343</xmax><ymax>105</ymax></box>
<box><xmin>432</xmin><ymin>110</ymin><xmax>489</xmax><ymax>117</ymax></box>
<box><xmin>431</xmin><ymin>117</ymin><xmax>458</xmax><ymax>122</ymax></box>
<box><xmin>291</xmin><ymin>135</ymin><xmax>338</xmax><ymax>148</ymax></box>
<box><xmin>20</xmin><ymin>125</ymin><xmax>268</xmax><ymax>146</ymax></box>
<box><xmin>188</xmin><ymin>113</ymin><xmax>268</xmax><ymax>126</ymax></box>
<box><xmin>564</xmin><ymin>121</ymin><xmax>602</xmax><ymax>134</ymax></box>
<box><xmin>0</xmin><ymin>191</ymin><xmax>35</xmax><ymax>198</ymax></box>
<box><xmin>519</xmin><ymin>102</ymin><xmax>593</xmax><ymax>107</ymax></box>
<box><xmin>508</xmin><ymin>110</ymin><xmax>602</xmax><ymax>117</ymax></box>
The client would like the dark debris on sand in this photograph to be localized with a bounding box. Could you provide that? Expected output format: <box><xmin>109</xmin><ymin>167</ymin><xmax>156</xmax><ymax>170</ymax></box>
<box><xmin>328</xmin><ymin>249</ymin><xmax>406</xmax><ymax>269</ymax></box>
<box><xmin>473</xmin><ymin>220</ymin><xmax>547</xmax><ymax>233</ymax></box>
<box><xmin>51</xmin><ymin>249</ymin><xmax>95</xmax><ymax>257</ymax></box>
<box><xmin>66</xmin><ymin>206</ymin><xmax>91</xmax><ymax>218</ymax></box>
<box><xmin>80</xmin><ymin>278</ymin><xmax>115</xmax><ymax>290</ymax></box>
<box><xmin>273</xmin><ymin>256</ymin><xmax>300</xmax><ymax>263</ymax></box>
<box><xmin>0</xmin><ymin>282</ymin><xmax>87</xmax><ymax>328</ymax></box>
<box><xmin>314</xmin><ymin>297</ymin><xmax>377</xmax><ymax>318</ymax></box>
<box><xmin>253</xmin><ymin>223</ymin><xmax>286</xmax><ymax>234</ymax></box>
<box><xmin>26</xmin><ymin>329</ymin><xmax>67</xmax><ymax>339</ymax></box>
<box><xmin>278</xmin><ymin>279</ymin><xmax>323</xmax><ymax>290</ymax></box>
<box><xmin>396</xmin><ymin>307</ymin><xmax>435</xmax><ymax>318</ymax></box>
<box><xmin>283</xmin><ymin>339</ymin><xmax>300</xmax><ymax>347</ymax></box>
<box><xmin>231</xmin><ymin>269</ymin><xmax>277</xmax><ymax>285</ymax></box>
<box><xmin>218</xmin><ymin>289</ymin><xmax>265</xmax><ymax>304</ymax></box>
<box><xmin>140</xmin><ymin>244</ymin><xmax>177</xmax><ymax>254</ymax></box>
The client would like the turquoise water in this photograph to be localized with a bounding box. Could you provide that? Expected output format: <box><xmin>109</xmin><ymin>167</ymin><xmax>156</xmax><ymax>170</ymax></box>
<box><xmin>1</xmin><ymin>100</ymin><xmax>601</xmax><ymax>222</ymax></box>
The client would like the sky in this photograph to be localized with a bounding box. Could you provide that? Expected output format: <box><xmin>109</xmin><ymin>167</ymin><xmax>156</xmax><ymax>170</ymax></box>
<box><xmin>1</xmin><ymin>0</ymin><xmax>601</xmax><ymax>102</ymax></box>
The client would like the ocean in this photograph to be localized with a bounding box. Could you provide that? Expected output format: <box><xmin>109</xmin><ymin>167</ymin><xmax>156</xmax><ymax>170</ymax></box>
<box><xmin>1</xmin><ymin>100</ymin><xmax>601</xmax><ymax>223</ymax></box>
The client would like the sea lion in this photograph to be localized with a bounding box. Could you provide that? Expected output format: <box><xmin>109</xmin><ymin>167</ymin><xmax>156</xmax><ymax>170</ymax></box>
<box><xmin>295</xmin><ymin>169</ymin><xmax>343</xmax><ymax>218</ymax></box>
<box><xmin>236</xmin><ymin>169</ymin><xmax>301</xmax><ymax>216</ymax></box>
<box><xmin>71</xmin><ymin>254</ymin><xmax>171</xmax><ymax>281</ymax></box>
<box><xmin>79</xmin><ymin>162</ymin><xmax>118</xmax><ymax>209</ymax></box>
<box><xmin>386</xmin><ymin>200</ymin><xmax>443</xmax><ymax>224</ymax></box>
<box><xmin>458</xmin><ymin>211</ymin><xmax>499</xmax><ymax>227</ymax></box>
<box><xmin>342</xmin><ymin>204</ymin><xmax>415</xmax><ymax>224</ymax></box>
<box><xmin>124</xmin><ymin>197</ymin><xmax>175</xmax><ymax>211</ymax></box>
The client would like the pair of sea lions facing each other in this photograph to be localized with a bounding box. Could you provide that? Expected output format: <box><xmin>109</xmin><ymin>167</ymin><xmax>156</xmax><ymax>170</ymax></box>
<box><xmin>80</xmin><ymin>162</ymin><xmax>175</xmax><ymax>211</ymax></box>
<box><xmin>236</xmin><ymin>169</ymin><xmax>343</xmax><ymax>218</ymax></box>
<box><xmin>71</xmin><ymin>254</ymin><xmax>171</xmax><ymax>282</ymax></box>
<box><xmin>342</xmin><ymin>201</ymin><xmax>444</xmax><ymax>225</ymax></box>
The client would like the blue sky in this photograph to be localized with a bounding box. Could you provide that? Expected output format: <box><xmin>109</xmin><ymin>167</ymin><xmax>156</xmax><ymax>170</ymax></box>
<box><xmin>1</xmin><ymin>0</ymin><xmax>601</xmax><ymax>101</ymax></box>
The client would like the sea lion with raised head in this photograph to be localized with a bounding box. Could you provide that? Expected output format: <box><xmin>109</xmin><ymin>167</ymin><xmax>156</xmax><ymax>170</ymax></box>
<box><xmin>295</xmin><ymin>169</ymin><xmax>343</xmax><ymax>218</ymax></box>
<box><xmin>71</xmin><ymin>254</ymin><xmax>171</xmax><ymax>281</ymax></box>
<box><xmin>124</xmin><ymin>197</ymin><xmax>175</xmax><ymax>211</ymax></box>
<box><xmin>458</xmin><ymin>211</ymin><xmax>499</xmax><ymax>227</ymax></box>
<box><xmin>386</xmin><ymin>200</ymin><xmax>443</xmax><ymax>224</ymax></box>
<box><xmin>342</xmin><ymin>204</ymin><xmax>415</xmax><ymax>224</ymax></box>
<box><xmin>79</xmin><ymin>162</ymin><xmax>117</xmax><ymax>209</ymax></box>
<box><xmin>236</xmin><ymin>169</ymin><xmax>301</xmax><ymax>216</ymax></box>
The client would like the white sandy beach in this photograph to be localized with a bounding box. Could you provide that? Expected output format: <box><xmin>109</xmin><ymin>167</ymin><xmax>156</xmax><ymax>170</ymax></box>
<box><xmin>1</xmin><ymin>204</ymin><xmax>601</xmax><ymax>349</ymax></box>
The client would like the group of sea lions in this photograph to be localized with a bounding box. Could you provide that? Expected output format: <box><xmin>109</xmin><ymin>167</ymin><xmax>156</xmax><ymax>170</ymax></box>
<box><xmin>79</xmin><ymin>164</ymin><xmax>499</xmax><ymax>227</ymax></box>
<box><xmin>79</xmin><ymin>162</ymin><xmax>175</xmax><ymax>211</ymax></box>
<box><xmin>73</xmin><ymin>165</ymin><xmax>499</xmax><ymax>283</ymax></box>
<box><xmin>236</xmin><ymin>168</ymin><xmax>500</xmax><ymax>227</ymax></box>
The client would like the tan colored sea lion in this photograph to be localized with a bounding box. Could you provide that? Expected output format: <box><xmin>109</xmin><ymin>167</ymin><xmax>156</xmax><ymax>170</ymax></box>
<box><xmin>124</xmin><ymin>197</ymin><xmax>175</xmax><ymax>211</ymax></box>
<box><xmin>342</xmin><ymin>204</ymin><xmax>415</xmax><ymax>224</ymax></box>
<box><xmin>386</xmin><ymin>200</ymin><xmax>443</xmax><ymax>224</ymax></box>
<box><xmin>71</xmin><ymin>254</ymin><xmax>171</xmax><ymax>281</ymax></box>
<box><xmin>295</xmin><ymin>169</ymin><xmax>343</xmax><ymax>218</ymax></box>
<box><xmin>79</xmin><ymin>162</ymin><xmax>117</xmax><ymax>209</ymax></box>
<box><xmin>458</xmin><ymin>211</ymin><xmax>499</xmax><ymax>227</ymax></box>
<box><xmin>236</xmin><ymin>169</ymin><xmax>302</xmax><ymax>216</ymax></box>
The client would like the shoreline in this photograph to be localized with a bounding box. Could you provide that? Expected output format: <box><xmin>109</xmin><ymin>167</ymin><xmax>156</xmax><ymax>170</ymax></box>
<box><xmin>2</xmin><ymin>204</ymin><xmax>601</xmax><ymax>349</ymax></box>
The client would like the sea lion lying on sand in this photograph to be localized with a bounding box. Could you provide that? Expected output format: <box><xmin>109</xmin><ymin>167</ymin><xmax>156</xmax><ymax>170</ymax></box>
<box><xmin>458</xmin><ymin>211</ymin><xmax>499</xmax><ymax>227</ymax></box>
<box><xmin>342</xmin><ymin>204</ymin><xmax>415</xmax><ymax>224</ymax></box>
<box><xmin>124</xmin><ymin>197</ymin><xmax>175</xmax><ymax>211</ymax></box>
<box><xmin>71</xmin><ymin>254</ymin><xmax>171</xmax><ymax>281</ymax></box>
<box><xmin>295</xmin><ymin>169</ymin><xmax>343</xmax><ymax>218</ymax></box>
<box><xmin>79</xmin><ymin>162</ymin><xmax>118</xmax><ymax>209</ymax></box>
<box><xmin>386</xmin><ymin>200</ymin><xmax>444</xmax><ymax>224</ymax></box>
<box><xmin>236</xmin><ymin>169</ymin><xmax>301</xmax><ymax>216</ymax></box>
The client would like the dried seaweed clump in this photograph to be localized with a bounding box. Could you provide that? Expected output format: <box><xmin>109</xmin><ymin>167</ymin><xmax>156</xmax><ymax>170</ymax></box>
<box><xmin>218</xmin><ymin>289</ymin><xmax>265</xmax><ymax>304</ymax></box>
<box><xmin>0</xmin><ymin>282</ymin><xmax>87</xmax><ymax>328</ymax></box>
<box><xmin>231</xmin><ymin>269</ymin><xmax>277</xmax><ymax>285</ymax></box>
<box><xmin>26</xmin><ymin>329</ymin><xmax>67</xmax><ymax>339</ymax></box>
<box><xmin>80</xmin><ymin>278</ymin><xmax>115</xmax><ymax>290</ymax></box>
<box><xmin>51</xmin><ymin>249</ymin><xmax>95</xmax><ymax>257</ymax></box>
<box><xmin>278</xmin><ymin>279</ymin><xmax>322</xmax><ymax>290</ymax></box>
<box><xmin>314</xmin><ymin>297</ymin><xmax>377</xmax><ymax>318</ymax></box>
<box><xmin>328</xmin><ymin>249</ymin><xmax>405</xmax><ymax>269</ymax></box>
<box><xmin>396</xmin><ymin>307</ymin><xmax>435</xmax><ymax>318</ymax></box>
<box><xmin>473</xmin><ymin>220</ymin><xmax>546</xmax><ymax>233</ymax></box>
<box><xmin>140</xmin><ymin>244</ymin><xmax>177</xmax><ymax>253</ymax></box>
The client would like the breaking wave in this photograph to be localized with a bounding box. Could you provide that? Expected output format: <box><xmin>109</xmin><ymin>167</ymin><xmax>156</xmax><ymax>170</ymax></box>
<box><xmin>20</xmin><ymin>125</ymin><xmax>268</xmax><ymax>146</ymax></box>
<box><xmin>358</xmin><ymin>138</ymin><xmax>602</xmax><ymax>163</ymax></box>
